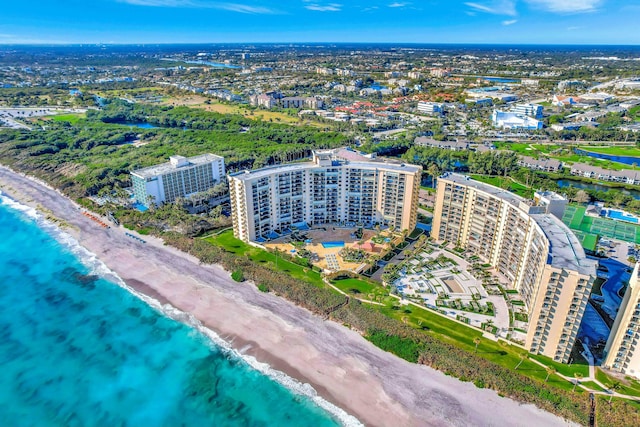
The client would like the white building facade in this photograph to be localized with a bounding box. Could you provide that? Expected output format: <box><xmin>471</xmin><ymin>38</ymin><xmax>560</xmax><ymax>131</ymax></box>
<box><xmin>131</xmin><ymin>154</ymin><xmax>225</xmax><ymax>207</ymax></box>
<box><xmin>492</xmin><ymin>110</ymin><xmax>543</xmax><ymax>130</ymax></box>
<box><xmin>229</xmin><ymin>150</ymin><xmax>421</xmax><ymax>242</ymax></box>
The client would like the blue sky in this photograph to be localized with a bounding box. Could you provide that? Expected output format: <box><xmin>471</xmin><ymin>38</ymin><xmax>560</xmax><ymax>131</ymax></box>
<box><xmin>0</xmin><ymin>0</ymin><xmax>639</xmax><ymax>44</ymax></box>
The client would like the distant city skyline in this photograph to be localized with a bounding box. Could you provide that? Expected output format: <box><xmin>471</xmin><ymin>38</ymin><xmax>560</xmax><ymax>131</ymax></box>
<box><xmin>1</xmin><ymin>0</ymin><xmax>639</xmax><ymax>45</ymax></box>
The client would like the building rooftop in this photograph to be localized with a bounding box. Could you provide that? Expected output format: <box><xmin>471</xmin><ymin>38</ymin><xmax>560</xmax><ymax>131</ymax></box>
<box><xmin>131</xmin><ymin>153</ymin><xmax>223</xmax><ymax>179</ymax></box>
<box><xmin>535</xmin><ymin>190</ymin><xmax>566</xmax><ymax>201</ymax></box>
<box><xmin>531</xmin><ymin>214</ymin><xmax>597</xmax><ymax>276</ymax></box>
<box><xmin>229</xmin><ymin>156</ymin><xmax>421</xmax><ymax>182</ymax></box>
<box><xmin>440</xmin><ymin>172</ymin><xmax>527</xmax><ymax>207</ymax></box>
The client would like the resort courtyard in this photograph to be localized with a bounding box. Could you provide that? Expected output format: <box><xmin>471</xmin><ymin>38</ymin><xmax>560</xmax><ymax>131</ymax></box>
<box><xmin>264</xmin><ymin>226</ymin><xmax>391</xmax><ymax>273</ymax></box>
<box><xmin>387</xmin><ymin>245</ymin><xmax>513</xmax><ymax>336</ymax></box>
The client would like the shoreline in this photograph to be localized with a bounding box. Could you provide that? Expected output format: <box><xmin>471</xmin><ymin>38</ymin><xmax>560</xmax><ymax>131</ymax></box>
<box><xmin>0</xmin><ymin>166</ymin><xmax>577</xmax><ymax>427</ymax></box>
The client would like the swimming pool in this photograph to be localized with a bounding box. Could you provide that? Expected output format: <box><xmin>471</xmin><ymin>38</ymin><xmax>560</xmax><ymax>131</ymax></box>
<box><xmin>132</xmin><ymin>202</ymin><xmax>149</xmax><ymax>212</ymax></box>
<box><xmin>321</xmin><ymin>241</ymin><xmax>345</xmax><ymax>248</ymax></box>
<box><xmin>607</xmin><ymin>210</ymin><xmax>639</xmax><ymax>224</ymax></box>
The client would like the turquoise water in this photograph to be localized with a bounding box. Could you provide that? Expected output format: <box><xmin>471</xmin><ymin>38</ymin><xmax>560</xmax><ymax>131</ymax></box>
<box><xmin>607</xmin><ymin>209</ymin><xmax>639</xmax><ymax>223</ymax></box>
<box><xmin>321</xmin><ymin>241</ymin><xmax>345</xmax><ymax>248</ymax></box>
<box><xmin>0</xmin><ymin>195</ymin><xmax>347</xmax><ymax>427</ymax></box>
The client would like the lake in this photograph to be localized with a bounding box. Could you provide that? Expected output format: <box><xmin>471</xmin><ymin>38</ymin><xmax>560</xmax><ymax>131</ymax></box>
<box><xmin>108</xmin><ymin>121</ymin><xmax>159</xmax><ymax>129</ymax></box>
<box><xmin>163</xmin><ymin>58</ymin><xmax>241</xmax><ymax>69</ymax></box>
<box><xmin>476</xmin><ymin>76</ymin><xmax>519</xmax><ymax>83</ymax></box>
<box><xmin>557</xmin><ymin>179</ymin><xmax>640</xmax><ymax>199</ymax></box>
<box><xmin>123</xmin><ymin>122</ymin><xmax>158</xmax><ymax>129</ymax></box>
<box><xmin>575</xmin><ymin>149</ymin><xmax>640</xmax><ymax>167</ymax></box>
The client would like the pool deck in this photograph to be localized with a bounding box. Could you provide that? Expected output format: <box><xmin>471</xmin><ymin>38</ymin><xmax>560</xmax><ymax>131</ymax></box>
<box><xmin>264</xmin><ymin>227</ymin><xmax>384</xmax><ymax>272</ymax></box>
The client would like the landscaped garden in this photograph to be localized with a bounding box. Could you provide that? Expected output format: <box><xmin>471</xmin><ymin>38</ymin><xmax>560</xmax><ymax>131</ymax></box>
<box><xmin>205</xmin><ymin>229</ymin><xmax>326</xmax><ymax>288</ymax></box>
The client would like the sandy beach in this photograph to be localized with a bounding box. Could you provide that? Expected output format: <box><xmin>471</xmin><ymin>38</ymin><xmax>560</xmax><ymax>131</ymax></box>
<box><xmin>0</xmin><ymin>166</ymin><xmax>576</xmax><ymax>427</ymax></box>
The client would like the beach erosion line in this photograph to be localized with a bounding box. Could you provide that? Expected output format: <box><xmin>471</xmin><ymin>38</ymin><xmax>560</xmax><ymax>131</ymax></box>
<box><xmin>0</xmin><ymin>190</ymin><xmax>363</xmax><ymax>427</ymax></box>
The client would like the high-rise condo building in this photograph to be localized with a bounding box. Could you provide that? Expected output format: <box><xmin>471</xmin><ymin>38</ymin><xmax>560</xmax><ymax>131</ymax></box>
<box><xmin>431</xmin><ymin>173</ymin><xmax>596</xmax><ymax>362</ymax></box>
<box><xmin>228</xmin><ymin>150</ymin><xmax>421</xmax><ymax>243</ymax></box>
<box><xmin>603</xmin><ymin>263</ymin><xmax>640</xmax><ymax>379</ymax></box>
<box><xmin>131</xmin><ymin>154</ymin><xmax>225</xmax><ymax>207</ymax></box>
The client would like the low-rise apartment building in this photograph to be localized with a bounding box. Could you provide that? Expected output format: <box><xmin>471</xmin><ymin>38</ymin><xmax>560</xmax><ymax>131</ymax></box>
<box><xmin>414</xmin><ymin>137</ymin><xmax>469</xmax><ymax>151</ymax></box>
<box><xmin>228</xmin><ymin>150</ymin><xmax>421</xmax><ymax>243</ymax></box>
<box><xmin>603</xmin><ymin>263</ymin><xmax>640</xmax><ymax>379</ymax></box>
<box><xmin>131</xmin><ymin>154</ymin><xmax>226</xmax><ymax>207</ymax></box>
<box><xmin>518</xmin><ymin>155</ymin><xmax>562</xmax><ymax>172</ymax></box>
<box><xmin>431</xmin><ymin>174</ymin><xmax>596</xmax><ymax>362</ymax></box>
<box><xmin>570</xmin><ymin>163</ymin><xmax>640</xmax><ymax>185</ymax></box>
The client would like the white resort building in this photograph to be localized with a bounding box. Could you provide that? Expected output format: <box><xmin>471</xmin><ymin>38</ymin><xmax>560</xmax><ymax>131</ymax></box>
<box><xmin>131</xmin><ymin>154</ymin><xmax>225</xmax><ymax>207</ymax></box>
<box><xmin>431</xmin><ymin>174</ymin><xmax>597</xmax><ymax>362</ymax></box>
<box><xmin>228</xmin><ymin>149</ymin><xmax>421</xmax><ymax>243</ymax></box>
<box><xmin>492</xmin><ymin>110</ymin><xmax>543</xmax><ymax>130</ymax></box>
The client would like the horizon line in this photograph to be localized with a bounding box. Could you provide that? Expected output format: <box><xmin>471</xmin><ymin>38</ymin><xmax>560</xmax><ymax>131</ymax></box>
<box><xmin>1</xmin><ymin>42</ymin><xmax>640</xmax><ymax>47</ymax></box>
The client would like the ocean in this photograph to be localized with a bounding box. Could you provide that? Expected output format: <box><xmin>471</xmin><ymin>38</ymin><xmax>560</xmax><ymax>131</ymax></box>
<box><xmin>0</xmin><ymin>192</ymin><xmax>355</xmax><ymax>427</ymax></box>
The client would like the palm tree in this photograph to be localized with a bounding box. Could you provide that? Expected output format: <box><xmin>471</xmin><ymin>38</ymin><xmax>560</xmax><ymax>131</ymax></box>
<box><xmin>545</xmin><ymin>366</ymin><xmax>556</xmax><ymax>382</ymax></box>
<box><xmin>573</xmin><ymin>373</ymin><xmax>584</xmax><ymax>392</ymax></box>
<box><xmin>515</xmin><ymin>353</ymin><xmax>526</xmax><ymax>370</ymax></box>
<box><xmin>473</xmin><ymin>337</ymin><xmax>481</xmax><ymax>353</ymax></box>
<box><xmin>428</xmin><ymin>164</ymin><xmax>441</xmax><ymax>188</ymax></box>
<box><xmin>609</xmin><ymin>380</ymin><xmax>622</xmax><ymax>403</ymax></box>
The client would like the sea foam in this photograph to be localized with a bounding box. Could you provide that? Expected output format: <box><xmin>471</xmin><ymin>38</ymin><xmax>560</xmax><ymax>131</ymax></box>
<box><xmin>0</xmin><ymin>190</ymin><xmax>362</xmax><ymax>427</ymax></box>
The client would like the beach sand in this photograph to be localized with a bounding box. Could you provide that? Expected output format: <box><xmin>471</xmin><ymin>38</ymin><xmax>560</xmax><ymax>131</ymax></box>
<box><xmin>0</xmin><ymin>166</ymin><xmax>577</xmax><ymax>427</ymax></box>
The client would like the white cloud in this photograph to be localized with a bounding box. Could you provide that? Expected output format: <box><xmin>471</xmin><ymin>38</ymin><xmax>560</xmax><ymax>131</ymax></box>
<box><xmin>502</xmin><ymin>19</ymin><xmax>517</xmax><ymax>25</ymax></box>
<box><xmin>524</xmin><ymin>0</ymin><xmax>602</xmax><ymax>13</ymax></box>
<box><xmin>305</xmin><ymin>3</ymin><xmax>342</xmax><ymax>11</ymax></box>
<box><xmin>388</xmin><ymin>2</ymin><xmax>409</xmax><ymax>7</ymax></box>
<box><xmin>464</xmin><ymin>1</ymin><xmax>517</xmax><ymax>16</ymax></box>
<box><xmin>117</xmin><ymin>0</ymin><xmax>277</xmax><ymax>13</ymax></box>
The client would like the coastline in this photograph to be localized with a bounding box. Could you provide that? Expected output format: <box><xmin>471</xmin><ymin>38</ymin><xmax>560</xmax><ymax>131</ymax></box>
<box><xmin>0</xmin><ymin>166</ymin><xmax>577</xmax><ymax>427</ymax></box>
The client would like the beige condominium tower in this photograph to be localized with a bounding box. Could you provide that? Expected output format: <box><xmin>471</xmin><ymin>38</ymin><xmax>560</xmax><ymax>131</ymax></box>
<box><xmin>228</xmin><ymin>149</ymin><xmax>421</xmax><ymax>243</ymax></box>
<box><xmin>432</xmin><ymin>173</ymin><xmax>596</xmax><ymax>363</ymax></box>
<box><xmin>603</xmin><ymin>262</ymin><xmax>640</xmax><ymax>378</ymax></box>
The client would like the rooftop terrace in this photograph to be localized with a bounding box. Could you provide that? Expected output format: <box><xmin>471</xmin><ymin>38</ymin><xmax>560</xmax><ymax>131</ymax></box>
<box><xmin>531</xmin><ymin>214</ymin><xmax>596</xmax><ymax>276</ymax></box>
<box><xmin>131</xmin><ymin>153</ymin><xmax>223</xmax><ymax>179</ymax></box>
<box><xmin>440</xmin><ymin>172</ymin><xmax>527</xmax><ymax>207</ymax></box>
<box><xmin>229</xmin><ymin>152</ymin><xmax>421</xmax><ymax>182</ymax></box>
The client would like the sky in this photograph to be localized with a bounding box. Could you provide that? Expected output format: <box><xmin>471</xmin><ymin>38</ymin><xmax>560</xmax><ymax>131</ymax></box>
<box><xmin>0</xmin><ymin>0</ymin><xmax>639</xmax><ymax>45</ymax></box>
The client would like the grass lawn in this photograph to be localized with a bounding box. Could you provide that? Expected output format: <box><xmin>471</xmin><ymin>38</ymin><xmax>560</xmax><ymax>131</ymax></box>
<box><xmin>378</xmin><ymin>302</ymin><xmax>585</xmax><ymax>391</ymax></box>
<box><xmin>187</xmin><ymin>99</ymin><xmax>326</xmax><ymax>128</ymax></box>
<box><xmin>332</xmin><ymin>278</ymin><xmax>389</xmax><ymax>299</ymax></box>
<box><xmin>595</xmin><ymin>368</ymin><xmax>640</xmax><ymax>397</ymax></box>
<box><xmin>494</xmin><ymin>143</ymin><xmax>640</xmax><ymax>171</ymax></box>
<box><xmin>493</xmin><ymin>142</ymin><xmax>537</xmax><ymax>154</ymax></box>
<box><xmin>579</xmin><ymin>146</ymin><xmax>640</xmax><ymax>157</ymax></box>
<box><xmin>204</xmin><ymin>229</ymin><xmax>326</xmax><ymax>288</ymax></box>
<box><xmin>51</xmin><ymin>113</ymin><xmax>86</xmax><ymax>124</ymax></box>
<box><xmin>206</xmin><ymin>231</ymin><xmax>592</xmax><ymax>394</ymax></box>
<box><xmin>580</xmin><ymin>381</ymin><xmax>607</xmax><ymax>392</ymax></box>
<box><xmin>530</xmin><ymin>353</ymin><xmax>590</xmax><ymax>378</ymax></box>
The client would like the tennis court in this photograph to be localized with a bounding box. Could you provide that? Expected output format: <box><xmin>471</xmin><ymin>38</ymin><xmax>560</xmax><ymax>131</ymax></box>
<box><xmin>562</xmin><ymin>205</ymin><xmax>640</xmax><ymax>245</ymax></box>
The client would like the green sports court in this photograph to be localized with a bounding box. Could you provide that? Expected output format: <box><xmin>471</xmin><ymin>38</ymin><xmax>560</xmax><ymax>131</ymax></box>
<box><xmin>562</xmin><ymin>205</ymin><xmax>640</xmax><ymax>248</ymax></box>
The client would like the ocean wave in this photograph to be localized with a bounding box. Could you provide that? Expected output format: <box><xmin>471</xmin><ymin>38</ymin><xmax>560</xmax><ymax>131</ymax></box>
<box><xmin>162</xmin><ymin>305</ymin><xmax>363</xmax><ymax>427</ymax></box>
<box><xmin>0</xmin><ymin>192</ymin><xmax>362</xmax><ymax>427</ymax></box>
